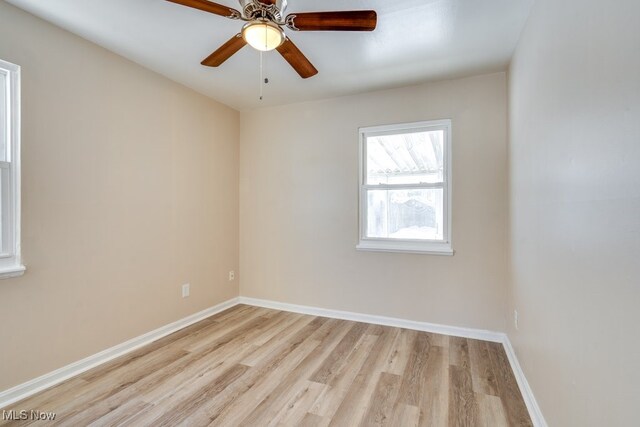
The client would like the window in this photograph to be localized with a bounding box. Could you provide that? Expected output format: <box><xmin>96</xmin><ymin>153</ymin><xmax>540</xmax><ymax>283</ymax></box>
<box><xmin>0</xmin><ymin>59</ymin><xmax>24</xmax><ymax>278</ymax></box>
<box><xmin>357</xmin><ymin>120</ymin><xmax>453</xmax><ymax>255</ymax></box>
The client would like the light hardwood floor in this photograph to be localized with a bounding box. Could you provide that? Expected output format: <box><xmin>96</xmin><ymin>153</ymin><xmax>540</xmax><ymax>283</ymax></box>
<box><xmin>0</xmin><ymin>305</ymin><xmax>532</xmax><ymax>426</ymax></box>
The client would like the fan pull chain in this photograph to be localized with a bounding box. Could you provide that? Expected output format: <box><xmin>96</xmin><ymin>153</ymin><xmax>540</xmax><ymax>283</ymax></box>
<box><xmin>259</xmin><ymin>52</ymin><xmax>269</xmax><ymax>101</ymax></box>
<box><xmin>259</xmin><ymin>51</ymin><xmax>264</xmax><ymax>101</ymax></box>
<box><xmin>259</xmin><ymin>23</ymin><xmax>269</xmax><ymax>101</ymax></box>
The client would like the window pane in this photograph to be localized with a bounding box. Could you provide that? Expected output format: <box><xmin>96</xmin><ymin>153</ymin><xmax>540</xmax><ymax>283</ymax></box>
<box><xmin>366</xmin><ymin>188</ymin><xmax>444</xmax><ymax>241</ymax></box>
<box><xmin>0</xmin><ymin>167</ymin><xmax>3</xmax><ymax>250</ymax></box>
<box><xmin>0</xmin><ymin>165</ymin><xmax>9</xmax><ymax>253</ymax></box>
<box><xmin>0</xmin><ymin>72</ymin><xmax>6</xmax><ymax>162</ymax></box>
<box><xmin>366</xmin><ymin>130</ymin><xmax>444</xmax><ymax>185</ymax></box>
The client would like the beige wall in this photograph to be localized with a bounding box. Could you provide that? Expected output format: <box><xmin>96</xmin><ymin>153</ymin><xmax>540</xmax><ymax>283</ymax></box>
<box><xmin>240</xmin><ymin>72</ymin><xmax>509</xmax><ymax>331</ymax></box>
<box><xmin>0</xmin><ymin>2</ymin><xmax>239</xmax><ymax>390</ymax></box>
<box><xmin>508</xmin><ymin>0</ymin><xmax>640</xmax><ymax>425</ymax></box>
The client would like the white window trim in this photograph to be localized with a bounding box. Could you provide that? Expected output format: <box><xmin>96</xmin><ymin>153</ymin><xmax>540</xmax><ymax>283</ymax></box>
<box><xmin>356</xmin><ymin>119</ymin><xmax>453</xmax><ymax>256</ymax></box>
<box><xmin>0</xmin><ymin>59</ymin><xmax>24</xmax><ymax>278</ymax></box>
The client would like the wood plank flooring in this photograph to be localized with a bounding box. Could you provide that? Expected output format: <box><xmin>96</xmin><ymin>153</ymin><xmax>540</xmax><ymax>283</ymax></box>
<box><xmin>0</xmin><ymin>305</ymin><xmax>532</xmax><ymax>426</ymax></box>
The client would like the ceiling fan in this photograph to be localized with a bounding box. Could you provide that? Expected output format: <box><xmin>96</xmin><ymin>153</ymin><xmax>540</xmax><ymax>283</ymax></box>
<box><xmin>166</xmin><ymin>0</ymin><xmax>378</xmax><ymax>78</ymax></box>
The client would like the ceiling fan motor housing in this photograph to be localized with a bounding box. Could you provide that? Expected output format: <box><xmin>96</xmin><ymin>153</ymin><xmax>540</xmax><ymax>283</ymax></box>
<box><xmin>167</xmin><ymin>0</ymin><xmax>377</xmax><ymax>79</ymax></box>
<box><xmin>239</xmin><ymin>0</ymin><xmax>287</xmax><ymax>21</ymax></box>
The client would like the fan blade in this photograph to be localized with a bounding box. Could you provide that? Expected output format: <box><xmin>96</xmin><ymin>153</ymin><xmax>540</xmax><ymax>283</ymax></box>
<box><xmin>201</xmin><ymin>34</ymin><xmax>247</xmax><ymax>67</ymax></box>
<box><xmin>166</xmin><ymin>0</ymin><xmax>240</xmax><ymax>18</ymax></box>
<box><xmin>276</xmin><ymin>38</ymin><xmax>318</xmax><ymax>79</ymax></box>
<box><xmin>286</xmin><ymin>11</ymin><xmax>377</xmax><ymax>31</ymax></box>
<box><xmin>257</xmin><ymin>0</ymin><xmax>276</xmax><ymax>4</ymax></box>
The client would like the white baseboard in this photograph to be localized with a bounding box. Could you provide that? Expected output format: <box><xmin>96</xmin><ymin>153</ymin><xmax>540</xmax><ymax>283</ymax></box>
<box><xmin>0</xmin><ymin>297</ymin><xmax>239</xmax><ymax>409</ymax></box>
<box><xmin>238</xmin><ymin>296</ymin><xmax>505</xmax><ymax>342</ymax></box>
<box><xmin>239</xmin><ymin>296</ymin><xmax>547</xmax><ymax>427</ymax></box>
<box><xmin>502</xmin><ymin>336</ymin><xmax>548</xmax><ymax>427</ymax></box>
<box><xmin>1</xmin><ymin>294</ymin><xmax>546</xmax><ymax>427</ymax></box>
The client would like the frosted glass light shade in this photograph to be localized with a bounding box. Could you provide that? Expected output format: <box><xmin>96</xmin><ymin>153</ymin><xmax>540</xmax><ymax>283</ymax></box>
<box><xmin>242</xmin><ymin>21</ymin><xmax>285</xmax><ymax>52</ymax></box>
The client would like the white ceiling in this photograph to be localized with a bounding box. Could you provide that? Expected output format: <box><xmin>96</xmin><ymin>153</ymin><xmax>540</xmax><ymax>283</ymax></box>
<box><xmin>6</xmin><ymin>0</ymin><xmax>533</xmax><ymax>111</ymax></box>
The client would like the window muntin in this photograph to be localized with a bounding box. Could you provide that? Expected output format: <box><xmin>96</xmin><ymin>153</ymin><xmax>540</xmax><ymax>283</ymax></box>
<box><xmin>358</xmin><ymin>120</ymin><xmax>452</xmax><ymax>255</ymax></box>
<box><xmin>0</xmin><ymin>59</ymin><xmax>24</xmax><ymax>277</ymax></box>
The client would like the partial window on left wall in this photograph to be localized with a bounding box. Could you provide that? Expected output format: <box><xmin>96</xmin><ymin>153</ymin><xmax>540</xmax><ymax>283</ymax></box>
<box><xmin>0</xmin><ymin>59</ymin><xmax>24</xmax><ymax>278</ymax></box>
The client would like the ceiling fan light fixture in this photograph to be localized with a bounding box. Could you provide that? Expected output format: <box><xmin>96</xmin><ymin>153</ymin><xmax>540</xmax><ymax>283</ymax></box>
<box><xmin>242</xmin><ymin>20</ymin><xmax>285</xmax><ymax>52</ymax></box>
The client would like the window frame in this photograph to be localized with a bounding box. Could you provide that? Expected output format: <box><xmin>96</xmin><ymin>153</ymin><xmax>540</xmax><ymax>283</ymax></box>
<box><xmin>357</xmin><ymin>119</ymin><xmax>453</xmax><ymax>255</ymax></box>
<box><xmin>0</xmin><ymin>59</ymin><xmax>24</xmax><ymax>278</ymax></box>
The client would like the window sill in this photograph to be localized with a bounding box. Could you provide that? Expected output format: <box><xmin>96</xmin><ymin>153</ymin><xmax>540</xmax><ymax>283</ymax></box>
<box><xmin>356</xmin><ymin>241</ymin><xmax>454</xmax><ymax>256</ymax></box>
<box><xmin>0</xmin><ymin>264</ymin><xmax>26</xmax><ymax>279</ymax></box>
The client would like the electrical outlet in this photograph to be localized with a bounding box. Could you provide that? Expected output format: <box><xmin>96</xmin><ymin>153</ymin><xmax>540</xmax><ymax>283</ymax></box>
<box><xmin>514</xmin><ymin>309</ymin><xmax>519</xmax><ymax>330</ymax></box>
<box><xmin>182</xmin><ymin>283</ymin><xmax>190</xmax><ymax>298</ymax></box>
<box><xmin>229</xmin><ymin>271</ymin><xmax>235</xmax><ymax>281</ymax></box>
